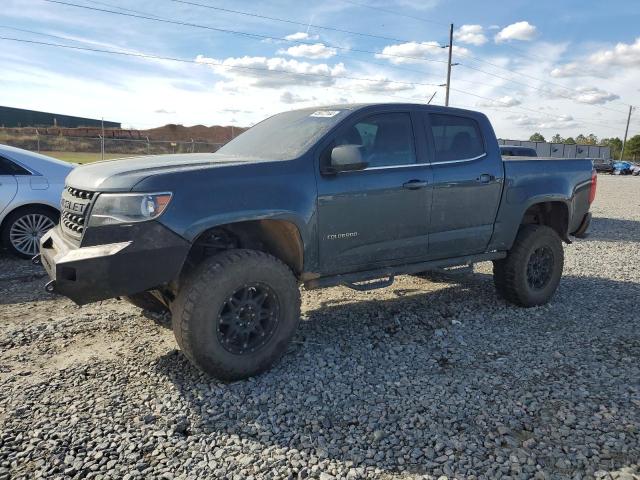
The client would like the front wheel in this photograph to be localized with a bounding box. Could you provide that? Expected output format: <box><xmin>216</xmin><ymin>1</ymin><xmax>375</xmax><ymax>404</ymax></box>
<box><xmin>171</xmin><ymin>249</ymin><xmax>301</xmax><ymax>381</ymax></box>
<box><xmin>493</xmin><ymin>225</ymin><xmax>564</xmax><ymax>307</ymax></box>
<box><xmin>2</xmin><ymin>206</ymin><xmax>58</xmax><ymax>258</ymax></box>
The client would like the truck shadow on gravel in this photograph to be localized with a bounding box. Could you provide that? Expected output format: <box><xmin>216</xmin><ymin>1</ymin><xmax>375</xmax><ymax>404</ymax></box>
<box><xmin>153</xmin><ymin>272</ymin><xmax>639</xmax><ymax>477</ymax></box>
<box><xmin>585</xmin><ymin>217</ymin><xmax>640</xmax><ymax>242</ymax></box>
<box><xmin>0</xmin><ymin>254</ymin><xmax>58</xmax><ymax>305</ymax></box>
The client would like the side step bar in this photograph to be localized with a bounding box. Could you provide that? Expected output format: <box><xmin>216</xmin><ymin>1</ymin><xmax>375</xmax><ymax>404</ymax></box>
<box><xmin>344</xmin><ymin>276</ymin><xmax>395</xmax><ymax>291</ymax></box>
<box><xmin>304</xmin><ymin>252</ymin><xmax>506</xmax><ymax>290</ymax></box>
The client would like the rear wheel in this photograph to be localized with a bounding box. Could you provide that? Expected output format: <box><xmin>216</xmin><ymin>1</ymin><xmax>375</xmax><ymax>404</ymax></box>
<box><xmin>172</xmin><ymin>249</ymin><xmax>300</xmax><ymax>381</ymax></box>
<box><xmin>493</xmin><ymin>225</ymin><xmax>564</xmax><ymax>307</ymax></box>
<box><xmin>2</xmin><ymin>206</ymin><xmax>57</xmax><ymax>258</ymax></box>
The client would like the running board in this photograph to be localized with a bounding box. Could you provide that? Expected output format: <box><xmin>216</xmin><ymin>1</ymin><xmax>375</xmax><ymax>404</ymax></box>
<box><xmin>433</xmin><ymin>264</ymin><xmax>474</xmax><ymax>275</ymax></box>
<box><xmin>304</xmin><ymin>252</ymin><xmax>506</xmax><ymax>290</ymax></box>
<box><xmin>344</xmin><ymin>276</ymin><xmax>395</xmax><ymax>291</ymax></box>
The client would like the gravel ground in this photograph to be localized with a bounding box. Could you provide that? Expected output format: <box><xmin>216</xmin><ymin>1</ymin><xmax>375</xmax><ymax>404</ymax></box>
<box><xmin>1</xmin><ymin>175</ymin><xmax>639</xmax><ymax>480</ymax></box>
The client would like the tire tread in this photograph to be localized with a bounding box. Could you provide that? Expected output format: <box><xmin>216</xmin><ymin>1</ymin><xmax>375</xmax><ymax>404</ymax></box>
<box><xmin>172</xmin><ymin>249</ymin><xmax>300</xmax><ymax>380</ymax></box>
<box><xmin>493</xmin><ymin>225</ymin><xmax>563</xmax><ymax>307</ymax></box>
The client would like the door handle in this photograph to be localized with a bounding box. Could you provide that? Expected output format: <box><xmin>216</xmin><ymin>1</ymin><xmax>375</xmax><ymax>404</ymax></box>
<box><xmin>402</xmin><ymin>179</ymin><xmax>428</xmax><ymax>190</ymax></box>
<box><xmin>477</xmin><ymin>174</ymin><xmax>495</xmax><ymax>183</ymax></box>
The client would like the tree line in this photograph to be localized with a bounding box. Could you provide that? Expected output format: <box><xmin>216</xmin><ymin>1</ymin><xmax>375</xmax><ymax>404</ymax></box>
<box><xmin>527</xmin><ymin>132</ymin><xmax>640</xmax><ymax>160</ymax></box>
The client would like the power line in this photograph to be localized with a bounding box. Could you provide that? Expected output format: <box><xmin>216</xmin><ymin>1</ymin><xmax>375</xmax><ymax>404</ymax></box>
<box><xmin>342</xmin><ymin>0</ymin><xmax>449</xmax><ymax>27</ymax></box>
<box><xmin>0</xmin><ymin>25</ymin><xmax>89</xmax><ymax>44</ymax></box>
<box><xmin>52</xmin><ymin>0</ymin><xmax>632</xmax><ymax>117</ymax></box>
<box><xmin>2</xmin><ymin>34</ymin><xmax>622</xmax><ymax>134</ymax></box>
<box><xmin>457</xmin><ymin>63</ymin><xmax>630</xmax><ymax>115</ymax></box>
<box><xmin>89</xmin><ymin>0</ymin><xmax>164</xmax><ymax>17</ymax></box>
<box><xmin>167</xmin><ymin>0</ymin><xmax>445</xmax><ymax>46</ymax></box>
<box><xmin>455</xmin><ymin>51</ymin><xmax>632</xmax><ymax>111</ymax></box>
<box><xmin>0</xmin><ymin>23</ymin><xmax>540</xmax><ymax>97</ymax></box>
<box><xmin>449</xmin><ymin>88</ymin><xmax>623</xmax><ymax>132</ymax></box>
<box><xmin>0</xmin><ymin>35</ymin><xmax>443</xmax><ymax>90</ymax></box>
<box><xmin>493</xmin><ymin>41</ymin><xmax>634</xmax><ymax>94</ymax></box>
<box><xmin>43</xmin><ymin>0</ymin><xmax>449</xmax><ymax>65</ymax></box>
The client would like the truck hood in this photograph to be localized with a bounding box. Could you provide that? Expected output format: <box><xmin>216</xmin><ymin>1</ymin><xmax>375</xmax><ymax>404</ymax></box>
<box><xmin>65</xmin><ymin>152</ymin><xmax>268</xmax><ymax>191</ymax></box>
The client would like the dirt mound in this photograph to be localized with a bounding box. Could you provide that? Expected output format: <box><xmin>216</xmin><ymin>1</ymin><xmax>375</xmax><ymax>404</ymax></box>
<box><xmin>142</xmin><ymin>124</ymin><xmax>246</xmax><ymax>143</ymax></box>
<box><xmin>0</xmin><ymin>124</ymin><xmax>247</xmax><ymax>143</ymax></box>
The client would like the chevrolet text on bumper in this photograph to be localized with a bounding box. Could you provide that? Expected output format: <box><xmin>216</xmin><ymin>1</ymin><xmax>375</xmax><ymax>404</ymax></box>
<box><xmin>39</xmin><ymin>103</ymin><xmax>596</xmax><ymax>381</ymax></box>
<box><xmin>39</xmin><ymin>222</ymin><xmax>189</xmax><ymax>305</ymax></box>
<box><xmin>39</xmin><ymin>186</ymin><xmax>188</xmax><ymax>305</ymax></box>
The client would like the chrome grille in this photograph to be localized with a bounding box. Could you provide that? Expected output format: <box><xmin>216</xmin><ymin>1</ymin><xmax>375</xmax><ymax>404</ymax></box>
<box><xmin>60</xmin><ymin>186</ymin><xmax>95</xmax><ymax>240</ymax></box>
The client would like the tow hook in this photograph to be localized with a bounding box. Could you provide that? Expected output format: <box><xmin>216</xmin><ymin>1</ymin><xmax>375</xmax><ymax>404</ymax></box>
<box><xmin>44</xmin><ymin>280</ymin><xmax>56</xmax><ymax>294</ymax></box>
<box><xmin>32</xmin><ymin>254</ymin><xmax>42</xmax><ymax>265</ymax></box>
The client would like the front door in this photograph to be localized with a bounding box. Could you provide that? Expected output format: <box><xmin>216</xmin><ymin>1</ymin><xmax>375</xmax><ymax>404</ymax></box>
<box><xmin>316</xmin><ymin>111</ymin><xmax>432</xmax><ymax>274</ymax></box>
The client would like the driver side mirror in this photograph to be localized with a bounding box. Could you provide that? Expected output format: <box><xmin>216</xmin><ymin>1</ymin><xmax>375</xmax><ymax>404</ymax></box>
<box><xmin>323</xmin><ymin>145</ymin><xmax>368</xmax><ymax>174</ymax></box>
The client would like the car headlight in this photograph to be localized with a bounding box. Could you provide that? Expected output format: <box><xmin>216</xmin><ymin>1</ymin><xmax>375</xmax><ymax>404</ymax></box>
<box><xmin>88</xmin><ymin>192</ymin><xmax>172</xmax><ymax>227</ymax></box>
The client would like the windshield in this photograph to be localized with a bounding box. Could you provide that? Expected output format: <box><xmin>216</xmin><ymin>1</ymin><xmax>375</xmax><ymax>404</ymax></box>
<box><xmin>217</xmin><ymin>108</ymin><xmax>350</xmax><ymax>159</ymax></box>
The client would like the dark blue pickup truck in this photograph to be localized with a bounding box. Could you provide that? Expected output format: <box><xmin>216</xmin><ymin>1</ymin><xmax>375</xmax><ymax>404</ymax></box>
<box><xmin>39</xmin><ymin>104</ymin><xmax>596</xmax><ymax>380</ymax></box>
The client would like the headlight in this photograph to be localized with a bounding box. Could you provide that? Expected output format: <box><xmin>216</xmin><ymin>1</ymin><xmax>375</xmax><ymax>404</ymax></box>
<box><xmin>88</xmin><ymin>192</ymin><xmax>172</xmax><ymax>227</ymax></box>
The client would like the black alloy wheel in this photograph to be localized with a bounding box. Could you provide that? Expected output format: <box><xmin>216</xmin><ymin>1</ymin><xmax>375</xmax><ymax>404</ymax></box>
<box><xmin>526</xmin><ymin>246</ymin><xmax>554</xmax><ymax>290</ymax></box>
<box><xmin>217</xmin><ymin>283</ymin><xmax>280</xmax><ymax>355</ymax></box>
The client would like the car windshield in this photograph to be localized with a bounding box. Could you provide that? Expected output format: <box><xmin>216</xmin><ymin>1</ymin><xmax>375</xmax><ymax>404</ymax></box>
<box><xmin>217</xmin><ymin>108</ymin><xmax>350</xmax><ymax>159</ymax></box>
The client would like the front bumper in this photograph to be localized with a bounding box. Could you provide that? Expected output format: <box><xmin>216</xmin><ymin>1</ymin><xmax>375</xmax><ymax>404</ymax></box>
<box><xmin>39</xmin><ymin>222</ymin><xmax>190</xmax><ymax>305</ymax></box>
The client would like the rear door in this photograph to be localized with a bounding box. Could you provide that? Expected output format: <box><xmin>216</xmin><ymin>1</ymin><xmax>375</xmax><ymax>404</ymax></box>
<box><xmin>424</xmin><ymin>112</ymin><xmax>504</xmax><ymax>259</ymax></box>
<box><xmin>316</xmin><ymin>109</ymin><xmax>432</xmax><ymax>274</ymax></box>
<box><xmin>0</xmin><ymin>156</ymin><xmax>19</xmax><ymax>217</ymax></box>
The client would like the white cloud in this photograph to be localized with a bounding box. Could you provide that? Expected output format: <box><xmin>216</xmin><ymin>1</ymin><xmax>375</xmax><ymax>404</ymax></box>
<box><xmin>572</xmin><ymin>86</ymin><xmax>620</xmax><ymax>105</ymax></box>
<box><xmin>549</xmin><ymin>62</ymin><xmax>586</xmax><ymax>78</ymax></box>
<box><xmin>551</xmin><ymin>37</ymin><xmax>640</xmax><ymax>78</ymax></box>
<box><xmin>495</xmin><ymin>21</ymin><xmax>537</xmax><ymax>43</ymax></box>
<box><xmin>284</xmin><ymin>32</ymin><xmax>319</xmax><ymax>41</ymax></box>
<box><xmin>537</xmin><ymin>115</ymin><xmax>578</xmax><ymax>129</ymax></box>
<box><xmin>507</xmin><ymin>113</ymin><xmax>578</xmax><ymax>129</ymax></box>
<box><xmin>477</xmin><ymin>95</ymin><xmax>522</xmax><ymax>107</ymax></box>
<box><xmin>589</xmin><ymin>37</ymin><xmax>640</xmax><ymax>67</ymax></box>
<box><xmin>348</xmin><ymin>76</ymin><xmax>414</xmax><ymax>94</ymax></box>
<box><xmin>454</xmin><ymin>25</ymin><xmax>487</xmax><ymax>46</ymax></box>
<box><xmin>279</xmin><ymin>43</ymin><xmax>337</xmax><ymax>59</ymax></box>
<box><xmin>195</xmin><ymin>55</ymin><xmax>346</xmax><ymax>88</ymax></box>
<box><xmin>154</xmin><ymin>108</ymin><xmax>176</xmax><ymax>114</ymax></box>
<box><xmin>280</xmin><ymin>91</ymin><xmax>312</xmax><ymax>104</ymax></box>
<box><xmin>488</xmin><ymin>25</ymin><xmax>501</xmax><ymax>30</ymax></box>
<box><xmin>375</xmin><ymin>41</ymin><xmax>470</xmax><ymax>64</ymax></box>
<box><xmin>542</xmin><ymin>86</ymin><xmax>620</xmax><ymax>105</ymax></box>
<box><xmin>394</xmin><ymin>0</ymin><xmax>440</xmax><ymax>10</ymax></box>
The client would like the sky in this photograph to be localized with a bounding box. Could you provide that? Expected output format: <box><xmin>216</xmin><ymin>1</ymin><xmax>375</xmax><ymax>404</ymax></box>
<box><xmin>0</xmin><ymin>0</ymin><xmax>639</xmax><ymax>140</ymax></box>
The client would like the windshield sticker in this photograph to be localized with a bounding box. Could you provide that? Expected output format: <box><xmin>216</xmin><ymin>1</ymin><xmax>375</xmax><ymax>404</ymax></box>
<box><xmin>310</xmin><ymin>110</ymin><xmax>341</xmax><ymax>118</ymax></box>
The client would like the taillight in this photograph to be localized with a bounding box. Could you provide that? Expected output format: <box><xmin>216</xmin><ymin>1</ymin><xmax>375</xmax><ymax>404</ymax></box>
<box><xmin>589</xmin><ymin>170</ymin><xmax>597</xmax><ymax>204</ymax></box>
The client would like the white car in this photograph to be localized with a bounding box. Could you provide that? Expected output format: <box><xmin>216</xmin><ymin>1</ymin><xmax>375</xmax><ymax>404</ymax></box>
<box><xmin>0</xmin><ymin>145</ymin><xmax>74</xmax><ymax>258</ymax></box>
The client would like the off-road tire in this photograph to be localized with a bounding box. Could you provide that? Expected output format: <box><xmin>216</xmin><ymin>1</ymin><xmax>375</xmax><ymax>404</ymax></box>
<box><xmin>493</xmin><ymin>225</ymin><xmax>564</xmax><ymax>307</ymax></box>
<box><xmin>172</xmin><ymin>249</ymin><xmax>301</xmax><ymax>381</ymax></box>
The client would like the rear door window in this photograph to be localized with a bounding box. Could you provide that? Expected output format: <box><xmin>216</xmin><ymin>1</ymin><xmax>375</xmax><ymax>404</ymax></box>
<box><xmin>429</xmin><ymin>114</ymin><xmax>485</xmax><ymax>162</ymax></box>
<box><xmin>0</xmin><ymin>156</ymin><xmax>31</xmax><ymax>175</ymax></box>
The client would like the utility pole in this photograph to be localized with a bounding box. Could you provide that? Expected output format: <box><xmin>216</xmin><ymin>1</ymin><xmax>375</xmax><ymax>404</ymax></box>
<box><xmin>620</xmin><ymin>105</ymin><xmax>633</xmax><ymax>160</ymax></box>
<box><xmin>445</xmin><ymin>23</ymin><xmax>454</xmax><ymax>107</ymax></box>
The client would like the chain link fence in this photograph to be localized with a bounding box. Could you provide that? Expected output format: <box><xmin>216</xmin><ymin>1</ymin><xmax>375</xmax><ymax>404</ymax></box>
<box><xmin>0</xmin><ymin>130</ymin><xmax>225</xmax><ymax>163</ymax></box>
